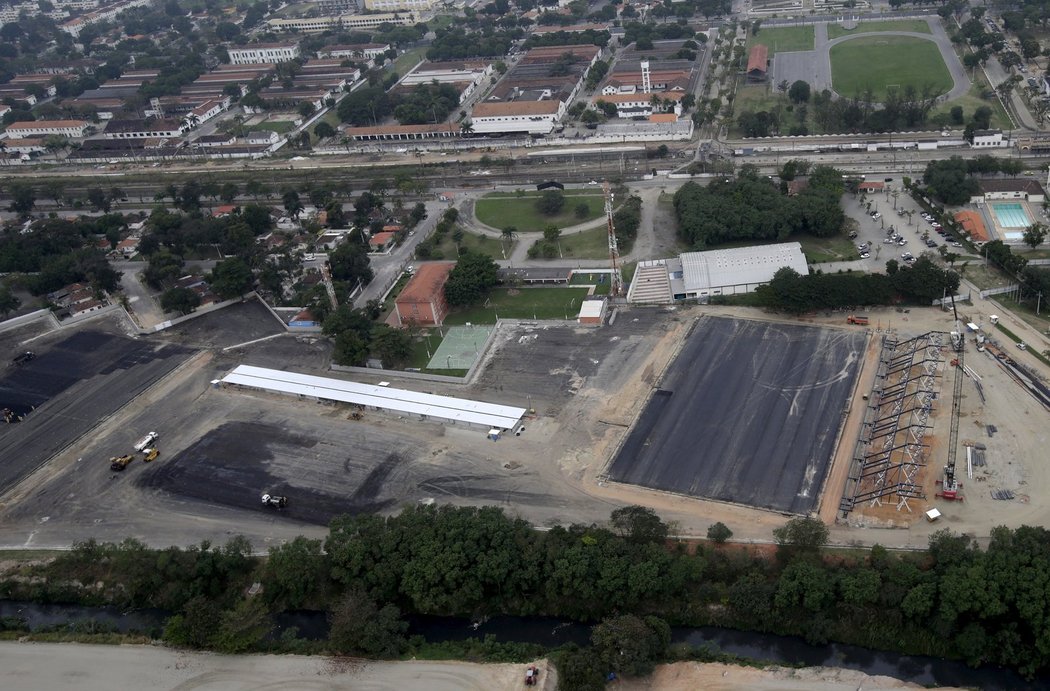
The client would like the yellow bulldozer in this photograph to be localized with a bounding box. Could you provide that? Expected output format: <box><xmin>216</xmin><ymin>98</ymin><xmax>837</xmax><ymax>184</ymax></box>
<box><xmin>110</xmin><ymin>454</ymin><xmax>134</xmax><ymax>471</ymax></box>
<box><xmin>142</xmin><ymin>448</ymin><xmax>159</xmax><ymax>462</ymax></box>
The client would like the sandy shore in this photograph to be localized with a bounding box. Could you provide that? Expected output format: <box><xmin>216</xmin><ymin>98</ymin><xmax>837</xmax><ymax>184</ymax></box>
<box><xmin>0</xmin><ymin>642</ymin><xmax>967</xmax><ymax>690</ymax></box>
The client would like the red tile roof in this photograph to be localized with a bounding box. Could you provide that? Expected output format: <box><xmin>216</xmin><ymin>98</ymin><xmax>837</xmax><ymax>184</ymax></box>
<box><xmin>747</xmin><ymin>44</ymin><xmax>768</xmax><ymax>74</ymax></box>
<box><xmin>396</xmin><ymin>262</ymin><xmax>455</xmax><ymax>304</ymax></box>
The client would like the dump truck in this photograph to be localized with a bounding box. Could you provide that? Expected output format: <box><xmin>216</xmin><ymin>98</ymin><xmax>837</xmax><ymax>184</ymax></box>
<box><xmin>142</xmin><ymin>448</ymin><xmax>159</xmax><ymax>462</ymax></box>
<box><xmin>110</xmin><ymin>454</ymin><xmax>134</xmax><ymax>471</ymax></box>
<box><xmin>261</xmin><ymin>493</ymin><xmax>287</xmax><ymax>508</ymax></box>
<box><xmin>846</xmin><ymin>315</ymin><xmax>869</xmax><ymax>325</ymax></box>
<box><xmin>133</xmin><ymin>432</ymin><xmax>158</xmax><ymax>452</ymax></box>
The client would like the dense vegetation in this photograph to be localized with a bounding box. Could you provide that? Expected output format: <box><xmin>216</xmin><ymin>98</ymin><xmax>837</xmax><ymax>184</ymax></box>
<box><xmin>921</xmin><ymin>155</ymin><xmax>1025</xmax><ymax>205</ymax></box>
<box><xmin>748</xmin><ymin>258</ymin><xmax>961</xmax><ymax>313</ymax></box>
<box><xmin>673</xmin><ymin>166</ymin><xmax>845</xmax><ymax>249</ymax></box>
<box><xmin>0</xmin><ymin>214</ymin><xmax>122</xmax><ymax>295</ymax></box>
<box><xmin>4</xmin><ymin>507</ymin><xmax>1050</xmax><ymax>685</ymax></box>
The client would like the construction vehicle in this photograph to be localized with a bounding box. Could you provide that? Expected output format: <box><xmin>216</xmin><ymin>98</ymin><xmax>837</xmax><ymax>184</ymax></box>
<box><xmin>846</xmin><ymin>314</ymin><xmax>869</xmax><ymax>325</ymax></box>
<box><xmin>12</xmin><ymin>351</ymin><xmax>34</xmax><ymax>365</ymax></box>
<box><xmin>110</xmin><ymin>454</ymin><xmax>134</xmax><ymax>471</ymax></box>
<box><xmin>524</xmin><ymin>665</ymin><xmax>540</xmax><ymax>686</ymax></box>
<box><xmin>261</xmin><ymin>493</ymin><xmax>287</xmax><ymax>508</ymax></box>
<box><xmin>133</xmin><ymin>432</ymin><xmax>158</xmax><ymax>452</ymax></box>
<box><xmin>950</xmin><ymin>331</ymin><xmax>964</xmax><ymax>352</ymax></box>
<box><xmin>975</xmin><ymin>333</ymin><xmax>986</xmax><ymax>352</ymax></box>
<box><xmin>142</xmin><ymin>448</ymin><xmax>159</xmax><ymax>462</ymax></box>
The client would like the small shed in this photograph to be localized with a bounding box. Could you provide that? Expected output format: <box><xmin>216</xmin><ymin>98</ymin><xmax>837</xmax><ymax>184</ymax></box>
<box><xmin>577</xmin><ymin>299</ymin><xmax>606</xmax><ymax>325</ymax></box>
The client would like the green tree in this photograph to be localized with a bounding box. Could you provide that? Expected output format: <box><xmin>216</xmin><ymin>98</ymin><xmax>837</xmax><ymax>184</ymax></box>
<box><xmin>788</xmin><ymin>80</ymin><xmax>810</xmax><ymax>104</ymax></box>
<box><xmin>707</xmin><ymin>521</ymin><xmax>732</xmax><ymax>543</ymax></box>
<box><xmin>0</xmin><ymin>284</ymin><xmax>21</xmax><ymax>317</ymax></box>
<box><xmin>1023</xmin><ymin>223</ymin><xmax>1047</xmax><ymax>249</ymax></box>
<box><xmin>329</xmin><ymin>589</ymin><xmax>408</xmax><ymax>657</ymax></box>
<box><xmin>220</xmin><ymin>182</ymin><xmax>239</xmax><ymax>203</ymax></box>
<box><xmin>773</xmin><ymin>517</ymin><xmax>829</xmax><ymax>552</ymax></box>
<box><xmin>591</xmin><ymin>614</ymin><xmax>670</xmax><ymax>677</ymax></box>
<box><xmin>209</xmin><ymin>257</ymin><xmax>254</xmax><ymax>299</ymax></box>
<box><xmin>163</xmin><ymin>595</ymin><xmax>221</xmax><ymax>648</ymax></box>
<box><xmin>314</xmin><ymin>121</ymin><xmax>336</xmax><ymax>139</ymax></box>
<box><xmin>329</xmin><ymin>238</ymin><xmax>374</xmax><ymax>287</ymax></box>
<box><xmin>536</xmin><ymin>189</ymin><xmax>566</xmax><ymax>215</ymax></box>
<box><xmin>263</xmin><ymin>537</ymin><xmax>327</xmax><ymax>609</ymax></box>
<box><xmin>443</xmin><ymin>250</ymin><xmax>499</xmax><ymax>307</ymax></box>
<box><xmin>574</xmin><ymin>202</ymin><xmax>590</xmax><ymax>218</ymax></box>
<box><xmin>87</xmin><ymin>187</ymin><xmax>111</xmax><ymax>212</ymax></box>
<box><xmin>161</xmin><ymin>287</ymin><xmax>201</xmax><ymax>315</ymax></box>
<box><xmin>282</xmin><ymin>189</ymin><xmax>304</xmax><ymax>219</ymax></box>
<box><xmin>211</xmin><ymin>598</ymin><xmax>272</xmax><ymax>653</ymax></box>
<box><xmin>609</xmin><ymin>505</ymin><xmax>669</xmax><ymax>544</ymax></box>
<box><xmin>552</xmin><ymin>645</ymin><xmax>606</xmax><ymax>691</ymax></box>
<box><xmin>333</xmin><ymin>330</ymin><xmax>370</xmax><ymax>366</ymax></box>
<box><xmin>370</xmin><ymin>325</ymin><xmax>413</xmax><ymax>368</ymax></box>
<box><xmin>543</xmin><ymin>224</ymin><xmax>562</xmax><ymax>242</ymax></box>
<box><xmin>8</xmin><ymin>183</ymin><xmax>35</xmax><ymax>215</ymax></box>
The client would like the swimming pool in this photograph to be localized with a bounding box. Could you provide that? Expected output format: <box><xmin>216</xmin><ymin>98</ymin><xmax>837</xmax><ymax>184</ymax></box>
<box><xmin>991</xmin><ymin>203</ymin><xmax>1032</xmax><ymax>229</ymax></box>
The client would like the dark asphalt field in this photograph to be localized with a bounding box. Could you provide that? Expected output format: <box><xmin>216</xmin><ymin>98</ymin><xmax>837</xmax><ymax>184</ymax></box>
<box><xmin>0</xmin><ymin>330</ymin><xmax>193</xmax><ymax>494</ymax></box>
<box><xmin>136</xmin><ymin>417</ymin><xmax>565</xmax><ymax>526</ymax></box>
<box><xmin>609</xmin><ymin>316</ymin><xmax>866</xmax><ymax>514</ymax></box>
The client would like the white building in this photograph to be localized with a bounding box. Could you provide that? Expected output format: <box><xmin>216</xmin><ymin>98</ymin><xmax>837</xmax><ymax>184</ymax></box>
<box><xmin>971</xmin><ymin>129</ymin><xmax>1008</xmax><ymax>148</ymax></box>
<box><xmin>594</xmin><ymin>92</ymin><xmax>683</xmax><ymax>119</ymax></box>
<box><xmin>320</xmin><ymin>43</ymin><xmax>391</xmax><ymax>60</ymax></box>
<box><xmin>3</xmin><ymin>119</ymin><xmax>90</xmax><ymax>138</ymax></box>
<box><xmin>627</xmin><ymin>243</ymin><xmax>809</xmax><ymax>303</ymax></box>
<box><xmin>228</xmin><ymin>43</ymin><xmax>301</xmax><ymax>65</ymax></box>
<box><xmin>363</xmin><ymin>0</ymin><xmax>435</xmax><ymax>10</ymax></box>
<box><xmin>265</xmin><ymin>13</ymin><xmax>415</xmax><ymax>33</ymax></box>
<box><xmin>246</xmin><ymin>130</ymin><xmax>280</xmax><ymax>145</ymax></box>
<box><xmin>470</xmin><ymin>100</ymin><xmax>563</xmax><ymax>135</ymax></box>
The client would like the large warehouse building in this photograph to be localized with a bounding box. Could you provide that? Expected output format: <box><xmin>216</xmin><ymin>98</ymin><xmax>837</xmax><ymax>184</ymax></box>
<box><xmin>627</xmin><ymin>242</ymin><xmax>809</xmax><ymax>303</ymax></box>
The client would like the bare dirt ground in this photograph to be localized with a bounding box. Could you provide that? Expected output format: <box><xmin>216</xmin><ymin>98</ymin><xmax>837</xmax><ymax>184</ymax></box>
<box><xmin>0</xmin><ymin>642</ymin><xmax>553</xmax><ymax>691</ymax></box>
<box><xmin>624</xmin><ymin>662</ymin><xmax>964</xmax><ymax>691</ymax></box>
<box><xmin>0</xmin><ymin>642</ymin><xmax>966</xmax><ymax>691</ymax></box>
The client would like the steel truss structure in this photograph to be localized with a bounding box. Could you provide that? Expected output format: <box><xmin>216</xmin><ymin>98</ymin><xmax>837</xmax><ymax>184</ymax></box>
<box><xmin>840</xmin><ymin>331</ymin><xmax>945</xmax><ymax>515</ymax></box>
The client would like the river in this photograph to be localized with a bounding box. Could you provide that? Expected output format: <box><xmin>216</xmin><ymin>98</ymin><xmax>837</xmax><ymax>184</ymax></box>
<box><xmin>1</xmin><ymin>601</ymin><xmax>1045</xmax><ymax>690</ymax></box>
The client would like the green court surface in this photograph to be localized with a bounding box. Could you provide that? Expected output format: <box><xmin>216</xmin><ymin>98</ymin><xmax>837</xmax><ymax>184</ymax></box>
<box><xmin>427</xmin><ymin>324</ymin><xmax>494</xmax><ymax>370</ymax></box>
<box><xmin>474</xmin><ymin>192</ymin><xmax>605</xmax><ymax>232</ymax></box>
<box><xmin>444</xmin><ymin>287</ymin><xmax>590</xmax><ymax>325</ymax></box>
<box><xmin>831</xmin><ymin>36</ymin><xmax>952</xmax><ymax>101</ymax></box>
<box><xmin>748</xmin><ymin>26</ymin><xmax>815</xmax><ymax>55</ymax></box>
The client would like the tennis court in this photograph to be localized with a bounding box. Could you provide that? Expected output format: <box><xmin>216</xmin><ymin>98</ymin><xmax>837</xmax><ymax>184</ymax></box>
<box><xmin>427</xmin><ymin>324</ymin><xmax>494</xmax><ymax>370</ymax></box>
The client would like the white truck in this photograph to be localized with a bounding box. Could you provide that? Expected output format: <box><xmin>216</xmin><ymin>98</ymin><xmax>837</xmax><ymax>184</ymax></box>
<box><xmin>133</xmin><ymin>432</ymin><xmax>158</xmax><ymax>452</ymax></box>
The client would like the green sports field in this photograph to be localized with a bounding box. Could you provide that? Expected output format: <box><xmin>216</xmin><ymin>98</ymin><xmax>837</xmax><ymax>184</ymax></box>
<box><xmin>826</xmin><ymin>19</ymin><xmax>932</xmax><ymax>39</ymax></box>
<box><xmin>748</xmin><ymin>26</ymin><xmax>814</xmax><ymax>55</ymax></box>
<box><xmin>473</xmin><ymin>192</ymin><xmax>604</xmax><ymax>232</ymax></box>
<box><xmin>830</xmin><ymin>36</ymin><xmax>953</xmax><ymax>101</ymax></box>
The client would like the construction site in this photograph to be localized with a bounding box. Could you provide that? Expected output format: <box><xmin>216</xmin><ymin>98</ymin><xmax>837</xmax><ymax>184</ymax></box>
<box><xmin>0</xmin><ymin>270</ymin><xmax>1049</xmax><ymax>549</ymax></box>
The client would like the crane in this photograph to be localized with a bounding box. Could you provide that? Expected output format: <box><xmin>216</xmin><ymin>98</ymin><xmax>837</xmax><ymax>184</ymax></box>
<box><xmin>319</xmin><ymin>261</ymin><xmax>338</xmax><ymax>311</ymax></box>
<box><xmin>603</xmin><ymin>180</ymin><xmax>623</xmax><ymax>297</ymax></box>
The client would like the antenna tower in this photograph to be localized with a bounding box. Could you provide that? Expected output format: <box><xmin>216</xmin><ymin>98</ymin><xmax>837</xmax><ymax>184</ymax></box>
<box><xmin>603</xmin><ymin>180</ymin><xmax>623</xmax><ymax>297</ymax></box>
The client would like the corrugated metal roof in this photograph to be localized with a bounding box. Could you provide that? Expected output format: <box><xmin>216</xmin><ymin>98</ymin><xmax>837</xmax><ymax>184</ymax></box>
<box><xmin>221</xmin><ymin>365</ymin><xmax>525</xmax><ymax>429</ymax></box>
<box><xmin>681</xmin><ymin>242</ymin><xmax>808</xmax><ymax>292</ymax></box>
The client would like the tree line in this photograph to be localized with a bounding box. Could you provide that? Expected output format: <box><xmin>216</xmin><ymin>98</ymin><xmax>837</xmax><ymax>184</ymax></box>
<box><xmin>4</xmin><ymin>507</ymin><xmax>1050</xmax><ymax>685</ymax></box>
<box><xmin>921</xmin><ymin>155</ymin><xmax>1025</xmax><ymax>205</ymax></box>
<box><xmin>746</xmin><ymin>258</ymin><xmax>961</xmax><ymax>313</ymax></box>
<box><xmin>673</xmin><ymin>166</ymin><xmax>845</xmax><ymax>249</ymax></box>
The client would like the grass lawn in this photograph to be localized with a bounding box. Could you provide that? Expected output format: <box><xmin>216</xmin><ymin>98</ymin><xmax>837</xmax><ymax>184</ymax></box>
<box><xmin>748</xmin><ymin>26</ymin><xmax>814</xmax><ymax>55</ymax></box>
<box><xmin>994</xmin><ymin>295</ymin><xmax>1050</xmax><ymax>338</ymax></box>
<box><xmin>253</xmin><ymin>120</ymin><xmax>295</xmax><ymax>135</ymax></box>
<box><xmin>393</xmin><ymin>47</ymin><xmax>427</xmax><ymax>75</ymax></box>
<box><xmin>955</xmin><ymin>261</ymin><xmax>1013</xmax><ymax>290</ymax></box>
<box><xmin>797</xmin><ymin>234</ymin><xmax>861</xmax><ymax>263</ymax></box>
<box><xmin>993</xmin><ymin>321</ymin><xmax>1050</xmax><ymax>367</ymax></box>
<box><xmin>433</xmin><ymin>231</ymin><xmax>516</xmax><ymax>261</ymax></box>
<box><xmin>554</xmin><ymin>224</ymin><xmax>615</xmax><ymax>259</ymax></box>
<box><xmin>569</xmin><ymin>271</ymin><xmax>611</xmax><ymax>295</ymax></box>
<box><xmin>474</xmin><ymin>192</ymin><xmax>605</xmax><ymax>232</ymax></box>
<box><xmin>444</xmin><ymin>287</ymin><xmax>590</xmax><ymax>325</ymax></box>
<box><xmin>831</xmin><ymin>36</ymin><xmax>952</xmax><ymax>101</ymax></box>
<box><xmin>929</xmin><ymin>79</ymin><xmax>1011</xmax><ymax>130</ymax></box>
<box><xmin>826</xmin><ymin>19</ymin><xmax>932</xmax><ymax>39</ymax></box>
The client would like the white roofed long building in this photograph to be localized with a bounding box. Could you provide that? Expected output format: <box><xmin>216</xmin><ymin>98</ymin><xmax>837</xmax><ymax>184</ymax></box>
<box><xmin>627</xmin><ymin>242</ymin><xmax>809</xmax><ymax>303</ymax></box>
<box><xmin>221</xmin><ymin>365</ymin><xmax>526</xmax><ymax>430</ymax></box>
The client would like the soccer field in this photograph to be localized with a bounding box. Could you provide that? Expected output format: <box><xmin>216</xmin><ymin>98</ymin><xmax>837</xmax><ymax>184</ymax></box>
<box><xmin>830</xmin><ymin>36</ymin><xmax>952</xmax><ymax>100</ymax></box>
<box><xmin>748</xmin><ymin>25</ymin><xmax>815</xmax><ymax>55</ymax></box>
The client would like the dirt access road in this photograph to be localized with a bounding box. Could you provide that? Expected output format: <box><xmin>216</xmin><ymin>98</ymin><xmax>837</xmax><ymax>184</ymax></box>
<box><xmin>0</xmin><ymin>643</ymin><xmax>960</xmax><ymax>691</ymax></box>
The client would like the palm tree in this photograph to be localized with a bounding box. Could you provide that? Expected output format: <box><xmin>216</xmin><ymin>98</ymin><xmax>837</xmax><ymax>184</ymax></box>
<box><xmin>0</xmin><ymin>140</ymin><xmax>8</xmax><ymax>166</ymax></box>
<box><xmin>460</xmin><ymin>120</ymin><xmax>474</xmax><ymax>135</ymax></box>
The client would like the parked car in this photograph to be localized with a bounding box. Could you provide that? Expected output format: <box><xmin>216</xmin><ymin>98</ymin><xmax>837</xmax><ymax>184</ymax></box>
<box><xmin>860</xmin><ymin>252</ymin><xmax>870</xmax><ymax>259</ymax></box>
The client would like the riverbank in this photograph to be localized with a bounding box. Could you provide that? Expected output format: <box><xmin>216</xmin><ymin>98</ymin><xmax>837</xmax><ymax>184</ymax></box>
<box><xmin>0</xmin><ymin>642</ymin><xmax>964</xmax><ymax>690</ymax></box>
